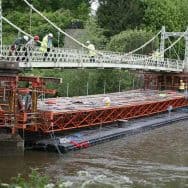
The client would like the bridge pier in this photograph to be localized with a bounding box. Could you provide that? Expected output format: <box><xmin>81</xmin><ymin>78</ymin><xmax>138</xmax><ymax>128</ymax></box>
<box><xmin>0</xmin><ymin>60</ymin><xmax>21</xmax><ymax>75</ymax></box>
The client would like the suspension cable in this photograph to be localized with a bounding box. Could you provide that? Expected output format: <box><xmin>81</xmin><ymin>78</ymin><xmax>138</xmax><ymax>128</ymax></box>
<box><xmin>30</xmin><ymin>7</ymin><xmax>32</xmax><ymax>34</ymax></box>
<box><xmin>2</xmin><ymin>16</ymin><xmax>33</xmax><ymax>39</ymax></box>
<box><xmin>23</xmin><ymin>0</ymin><xmax>88</xmax><ymax>49</ymax></box>
<box><xmin>128</xmin><ymin>29</ymin><xmax>162</xmax><ymax>54</ymax></box>
<box><xmin>163</xmin><ymin>33</ymin><xmax>185</xmax><ymax>53</ymax></box>
<box><xmin>2</xmin><ymin>15</ymin><xmax>184</xmax><ymax>64</ymax></box>
<box><xmin>167</xmin><ymin>37</ymin><xmax>180</xmax><ymax>60</ymax></box>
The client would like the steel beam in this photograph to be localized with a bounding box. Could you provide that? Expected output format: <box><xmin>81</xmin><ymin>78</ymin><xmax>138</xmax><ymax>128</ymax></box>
<box><xmin>31</xmin><ymin>96</ymin><xmax>188</xmax><ymax>133</ymax></box>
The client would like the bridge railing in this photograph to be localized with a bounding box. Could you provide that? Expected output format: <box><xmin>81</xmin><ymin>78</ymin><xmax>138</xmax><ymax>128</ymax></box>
<box><xmin>0</xmin><ymin>45</ymin><xmax>184</xmax><ymax>71</ymax></box>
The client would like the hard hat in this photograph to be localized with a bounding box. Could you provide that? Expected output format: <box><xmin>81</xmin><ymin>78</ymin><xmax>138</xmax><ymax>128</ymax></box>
<box><xmin>23</xmin><ymin>35</ymin><xmax>29</xmax><ymax>41</ymax></box>
<box><xmin>48</xmin><ymin>33</ymin><xmax>53</xmax><ymax>38</ymax></box>
<box><xmin>86</xmin><ymin>40</ymin><xmax>90</xmax><ymax>44</ymax></box>
<box><xmin>34</xmin><ymin>35</ymin><xmax>39</xmax><ymax>41</ymax></box>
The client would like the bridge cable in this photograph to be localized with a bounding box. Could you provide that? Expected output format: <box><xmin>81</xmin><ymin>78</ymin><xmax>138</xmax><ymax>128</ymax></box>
<box><xmin>2</xmin><ymin>16</ymin><xmax>33</xmax><ymax>39</ymax></box>
<box><xmin>29</xmin><ymin>7</ymin><xmax>32</xmax><ymax>34</ymax></box>
<box><xmin>163</xmin><ymin>33</ymin><xmax>185</xmax><ymax>53</ymax></box>
<box><xmin>2</xmin><ymin>16</ymin><xmax>44</xmax><ymax>46</ymax></box>
<box><xmin>167</xmin><ymin>37</ymin><xmax>180</xmax><ymax>60</ymax></box>
<box><xmin>123</xmin><ymin>34</ymin><xmax>185</xmax><ymax>63</ymax></box>
<box><xmin>127</xmin><ymin>29</ymin><xmax>162</xmax><ymax>54</ymax></box>
<box><xmin>23</xmin><ymin>0</ymin><xmax>90</xmax><ymax>51</ymax></box>
<box><xmin>2</xmin><ymin>16</ymin><xmax>184</xmax><ymax>65</ymax></box>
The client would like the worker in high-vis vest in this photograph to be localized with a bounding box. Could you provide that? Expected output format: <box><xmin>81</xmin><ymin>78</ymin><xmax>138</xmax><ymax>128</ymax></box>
<box><xmin>152</xmin><ymin>49</ymin><xmax>161</xmax><ymax>60</ymax></box>
<box><xmin>40</xmin><ymin>33</ymin><xmax>53</xmax><ymax>53</ymax></box>
<box><xmin>103</xmin><ymin>96</ymin><xmax>111</xmax><ymax>107</ymax></box>
<box><xmin>40</xmin><ymin>33</ymin><xmax>53</xmax><ymax>61</ymax></box>
<box><xmin>86</xmin><ymin>41</ymin><xmax>96</xmax><ymax>62</ymax></box>
<box><xmin>179</xmin><ymin>79</ymin><xmax>185</xmax><ymax>92</ymax></box>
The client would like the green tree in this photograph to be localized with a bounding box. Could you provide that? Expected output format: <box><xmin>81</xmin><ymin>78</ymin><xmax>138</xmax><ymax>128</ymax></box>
<box><xmin>97</xmin><ymin>0</ymin><xmax>145</xmax><ymax>36</ymax></box>
<box><xmin>107</xmin><ymin>29</ymin><xmax>159</xmax><ymax>54</ymax></box>
<box><xmin>2</xmin><ymin>0</ymin><xmax>90</xmax><ymax>21</ymax></box>
<box><xmin>143</xmin><ymin>0</ymin><xmax>184</xmax><ymax>31</ymax></box>
<box><xmin>3</xmin><ymin>10</ymin><xmax>74</xmax><ymax>46</ymax></box>
<box><xmin>80</xmin><ymin>17</ymin><xmax>107</xmax><ymax>49</ymax></box>
<box><xmin>179</xmin><ymin>0</ymin><xmax>188</xmax><ymax>29</ymax></box>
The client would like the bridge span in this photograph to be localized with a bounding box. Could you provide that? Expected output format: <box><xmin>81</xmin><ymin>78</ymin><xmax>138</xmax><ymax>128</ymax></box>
<box><xmin>0</xmin><ymin>46</ymin><xmax>184</xmax><ymax>73</ymax></box>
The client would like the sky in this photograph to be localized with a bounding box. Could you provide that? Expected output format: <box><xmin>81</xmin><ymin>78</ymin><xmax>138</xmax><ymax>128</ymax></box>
<box><xmin>91</xmin><ymin>0</ymin><xmax>99</xmax><ymax>15</ymax></box>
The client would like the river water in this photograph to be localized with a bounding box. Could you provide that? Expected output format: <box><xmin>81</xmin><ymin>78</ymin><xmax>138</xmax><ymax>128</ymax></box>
<box><xmin>0</xmin><ymin>121</ymin><xmax>188</xmax><ymax>188</ymax></box>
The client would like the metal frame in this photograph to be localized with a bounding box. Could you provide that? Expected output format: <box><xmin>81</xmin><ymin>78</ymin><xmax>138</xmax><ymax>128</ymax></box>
<box><xmin>0</xmin><ymin>45</ymin><xmax>184</xmax><ymax>72</ymax></box>
<box><xmin>0</xmin><ymin>75</ymin><xmax>59</xmax><ymax>133</ymax></box>
<box><xmin>160</xmin><ymin>26</ymin><xmax>188</xmax><ymax>71</ymax></box>
<box><xmin>31</xmin><ymin>96</ymin><xmax>188</xmax><ymax>133</ymax></box>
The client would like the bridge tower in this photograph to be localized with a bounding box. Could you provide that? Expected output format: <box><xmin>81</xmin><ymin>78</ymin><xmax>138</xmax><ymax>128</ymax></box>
<box><xmin>159</xmin><ymin>26</ymin><xmax>165</xmax><ymax>60</ymax></box>
<box><xmin>160</xmin><ymin>26</ymin><xmax>188</xmax><ymax>72</ymax></box>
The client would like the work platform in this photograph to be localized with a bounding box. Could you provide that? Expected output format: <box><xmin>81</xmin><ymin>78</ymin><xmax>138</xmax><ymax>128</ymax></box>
<box><xmin>36</xmin><ymin>90</ymin><xmax>188</xmax><ymax>133</ymax></box>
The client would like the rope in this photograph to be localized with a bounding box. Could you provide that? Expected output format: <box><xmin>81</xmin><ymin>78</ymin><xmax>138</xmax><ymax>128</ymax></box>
<box><xmin>167</xmin><ymin>37</ymin><xmax>180</xmax><ymax>60</ymax></box>
<box><xmin>29</xmin><ymin>7</ymin><xmax>32</xmax><ymax>34</ymax></box>
<box><xmin>2</xmin><ymin>16</ymin><xmax>43</xmax><ymax>45</ymax></box>
<box><xmin>163</xmin><ymin>33</ymin><xmax>185</xmax><ymax>53</ymax></box>
<box><xmin>22</xmin><ymin>0</ymin><xmax>104</xmax><ymax>56</ymax></box>
<box><xmin>2</xmin><ymin>16</ymin><xmax>33</xmax><ymax>39</ymax></box>
<box><xmin>1</xmin><ymin>16</ymin><xmax>184</xmax><ymax>65</ymax></box>
<box><xmin>128</xmin><ymin>29</ymin><xmax>162</xmax><ymax>54</ymax></box>
<box><xmin>23</xmin><ymin>0</ymin><xmax>88</xmax><ymax>49</ymax></box>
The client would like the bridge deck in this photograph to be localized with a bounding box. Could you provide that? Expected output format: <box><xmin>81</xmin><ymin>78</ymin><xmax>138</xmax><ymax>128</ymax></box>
<box><xmin>0</xmin><ymin>46</ymin><xmax>184</xmax><ymax>72</ymax></box>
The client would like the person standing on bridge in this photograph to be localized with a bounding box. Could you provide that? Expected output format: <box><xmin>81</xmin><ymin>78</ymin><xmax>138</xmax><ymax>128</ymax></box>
<box><xmin>86</xmin><ymin>41</ymin><xmax>96</xmax><ymax>63</ymax></box>
<box><xmin>10</xmin><ymin>35</ymin><xmax>29</xmax><ymax>61</ymax></box>
<box><xmin>25</xmin><ymin>35</ymin><xmax>40</xmax><ymax>50</ymax></box>
<box><xmin>11</xmin><ymin>35</ymin><xmax>29</xmax><ymax>51</ymax></box>
<box><xmin>40</xmin><ymin>33</ymin><xmax>54</xmax><ymax>61</ymax></box>
<box><xmin>24</xmin><ymin>35</ymin><xmax>40</xmax><ymax>61</ymax></box>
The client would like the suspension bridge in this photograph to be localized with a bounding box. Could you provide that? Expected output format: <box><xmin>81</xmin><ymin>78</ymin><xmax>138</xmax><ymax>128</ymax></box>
<box><xmin>0</xmin><ymin>0</ymin><xmax>187</xmax><ymax>73</ymax></box>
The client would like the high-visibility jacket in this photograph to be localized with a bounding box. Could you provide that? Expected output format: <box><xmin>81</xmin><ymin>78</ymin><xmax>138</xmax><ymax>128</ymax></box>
<box><xmin>152</xmin><ymin>51</ymin><xmax>161</xmax><ymax>59</ymax></box>
<box><xmin>179</xmin><ymin>81</ymin><xmax>185</xmax><ymax>90</ymax></box>
<box><xmin>39</xmin><ymin>35</ymin><xmax>53</xmax><ymax>52</ymax></box>
<box><xmin>87</xmin><ymin>44</ymin><xmax>96</xmax><ymax>57</ymax></box>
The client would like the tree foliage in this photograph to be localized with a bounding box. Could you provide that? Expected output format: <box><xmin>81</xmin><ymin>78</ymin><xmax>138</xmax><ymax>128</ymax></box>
<box><xmin>3</xmin><ymin>10</ymin><xmax>74</xmax><ymax>46</ymax></box>
<box><xmin>143</xmin><ymin>0</ymin><xmax>184</xmax><ymax>31</ymax></box>
<box><xmin>80</xmin><ymin>17</ymin><xmax>107</xmax><ymax>49</ymax></box>
<box><xmin>97</xmin><ymin>0</ymin><xmax>145</xmax><ymax>36</ymax></box>
<box><xmin>97</xmin><ymin>0</ymin><xmax>188</xmax><ymax>37</ymax></box>
<box><xmin>25</xmin><ymin>69</ymin><xmax>138</xmax><ymax>97</ymax></box>
<box><xmin>2</xmin><ymin>0</ymin><xmax>90</xmax><ymax>18</ymax></box>
<box><xmin>107</xmin><ymin>29</ymin><xmax>159</xmax><ymax>54</ymax></box>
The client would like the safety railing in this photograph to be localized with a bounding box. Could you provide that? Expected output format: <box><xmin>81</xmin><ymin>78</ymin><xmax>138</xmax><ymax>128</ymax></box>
<box><xmin>0</xmin><ymin>45</ymin><xmax>184</xmax><ymax>72</ymax></box>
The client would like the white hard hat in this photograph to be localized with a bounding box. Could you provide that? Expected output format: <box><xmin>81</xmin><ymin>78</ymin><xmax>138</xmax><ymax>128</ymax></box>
<box><xmin>86</xmin><ymin>40</ymin><xmax>90</xmax><ymax>44</ymax></box>
<box><xmin>48</xmin><ymin>33</ymin><xmax>53</xmax><ymax>38</ymax></box>
<box><xmin>23</xmin><ymin>35</ymin><xmax>29</xmax><ymax>41</ymax></box>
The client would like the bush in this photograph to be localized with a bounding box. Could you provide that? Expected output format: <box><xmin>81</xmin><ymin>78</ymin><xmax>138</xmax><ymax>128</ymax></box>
<box><xmin>107</xmin><ymin>29</ymin><xmax>159</xmax><ymax>54</ymax></box>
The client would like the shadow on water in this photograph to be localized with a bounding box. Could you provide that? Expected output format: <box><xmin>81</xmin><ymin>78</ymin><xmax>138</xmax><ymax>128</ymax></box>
<box><xmin>0</xmin><ymin>121</ymin><xmax>188</xmax><ymax>187</ymax></box>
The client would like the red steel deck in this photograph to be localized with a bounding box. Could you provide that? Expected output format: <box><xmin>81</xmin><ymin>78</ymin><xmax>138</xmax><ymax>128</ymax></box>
<box><xmin>33</xmin><ymin>90</ymin><xmax>188</xmax><ymax>133</ymax></box>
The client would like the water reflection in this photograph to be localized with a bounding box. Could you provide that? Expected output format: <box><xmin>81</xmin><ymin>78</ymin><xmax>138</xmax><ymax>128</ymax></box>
<box><xmin>0</xmin><ymin>121</ymin><xmax>187</xmax><ymax>187</ymax></box>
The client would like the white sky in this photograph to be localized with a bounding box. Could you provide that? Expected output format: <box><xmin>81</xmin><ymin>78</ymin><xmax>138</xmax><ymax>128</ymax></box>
<box><xmin>91</xmin><ymin>0</ymin><xmax>99</xmax><ymax>15</ymax></box>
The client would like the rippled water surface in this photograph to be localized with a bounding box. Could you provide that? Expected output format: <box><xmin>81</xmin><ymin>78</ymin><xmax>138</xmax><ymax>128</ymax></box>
<box><xmin>0</xmin><ymin>121</ymin><xmax>188</xmax><ymax>187</ymax></box>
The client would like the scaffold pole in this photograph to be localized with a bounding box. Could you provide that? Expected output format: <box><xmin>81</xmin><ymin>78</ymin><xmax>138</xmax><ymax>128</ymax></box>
<box><xmin>0</xmin><ymin>0</ymin><xmax>2</xmax><ymax>56</ymax></box>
